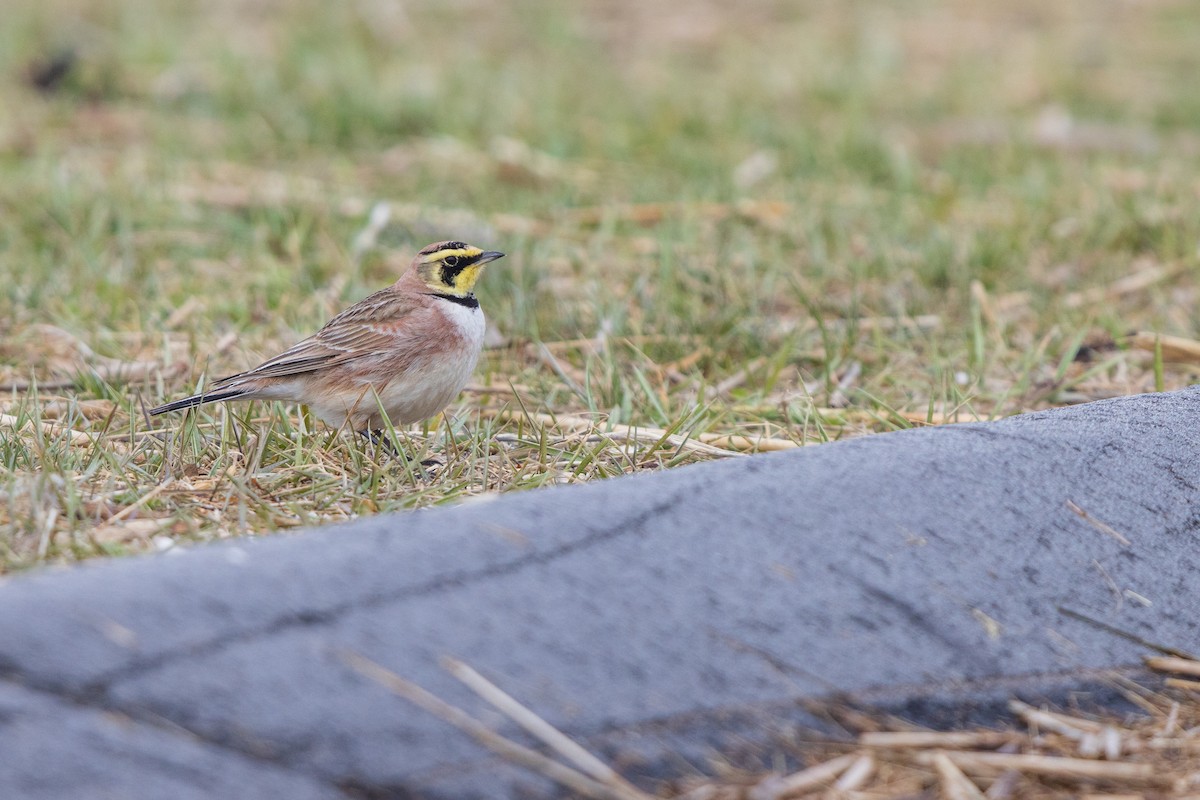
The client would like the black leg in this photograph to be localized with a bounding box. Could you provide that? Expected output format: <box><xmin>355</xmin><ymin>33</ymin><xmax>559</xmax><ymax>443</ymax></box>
<box><xmin>357</xmin><ymin>430</ymin><xmax>443</xmax><ymax>478</ymax></box>
<box><xmin>358</xmin><ymin>429</ymin><xmax>399</xmax><ymax>458</ymax></box>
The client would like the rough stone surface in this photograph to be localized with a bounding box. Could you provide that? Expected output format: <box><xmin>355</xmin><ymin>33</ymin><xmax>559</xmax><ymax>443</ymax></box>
<box><xmin>0</xmin><ymin>681</ymin><xmax>337</xmax><ymax>799</ymax></box>
<box><xmin>1</xmin><ymin>388</ymin><xmax>1199</xmax><ymax>798</ymax></box>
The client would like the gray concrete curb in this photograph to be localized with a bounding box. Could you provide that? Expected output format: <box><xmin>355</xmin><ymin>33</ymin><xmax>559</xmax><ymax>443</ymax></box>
<box><xmin>2</xmin><ymin>389</ymin><xmax>1198</xmax><ymax>798</ymax></box>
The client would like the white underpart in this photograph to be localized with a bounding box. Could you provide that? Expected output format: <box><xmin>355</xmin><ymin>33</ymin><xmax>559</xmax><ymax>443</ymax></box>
<box><xmin>367</xmin><ymin>301</ymin><xmax>485</xmax><ymax>427</ymax></box>
<box><xmin>321</xmin><ymin>300</ymin><xmax>485</xmax><ymax>430</ymax></box>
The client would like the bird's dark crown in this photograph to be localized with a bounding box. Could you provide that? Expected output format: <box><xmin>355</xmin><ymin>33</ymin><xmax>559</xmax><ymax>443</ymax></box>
<box><xmin>419</xmin><ymin>240</ymin><xmax>469</xmax><ymax>256</ymax></box>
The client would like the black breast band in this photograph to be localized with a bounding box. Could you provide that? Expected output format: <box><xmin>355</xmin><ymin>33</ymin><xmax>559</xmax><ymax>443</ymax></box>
<box><xmin>429</xmin><ymin>292</ymin><xmax>479</xmax><ymax>309</ymax></box>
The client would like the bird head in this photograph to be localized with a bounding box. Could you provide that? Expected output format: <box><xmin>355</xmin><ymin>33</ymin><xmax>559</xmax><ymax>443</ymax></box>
<box><xmin>411</xmin><ymin>241</ymin><xmax>505</xmax><ymax>297</ymax></box>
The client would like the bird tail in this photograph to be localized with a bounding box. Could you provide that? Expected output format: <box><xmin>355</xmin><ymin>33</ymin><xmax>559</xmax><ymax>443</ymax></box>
<box><xmin>148</xmin><ymin>388</ymin><xmax>251</xmax><ymax>416</ymax></box>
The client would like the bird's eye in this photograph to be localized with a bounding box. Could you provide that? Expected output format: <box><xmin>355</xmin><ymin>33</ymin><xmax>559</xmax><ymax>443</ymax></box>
<box><xmin>444</xmin><ymin>255</ymin><xmax>460</xmax><ymax>267</ymax></box>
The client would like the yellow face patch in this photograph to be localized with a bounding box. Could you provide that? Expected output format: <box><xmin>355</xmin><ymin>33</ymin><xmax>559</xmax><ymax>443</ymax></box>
<box><xmin>416</xmin><ymin>246</ymin><xmax>490</xmax><ymax>296</ymax></box>
<box><xmin>446</xmin><ymin>261</ymin><xmax>485</xmax><ymax>294</ymax></box>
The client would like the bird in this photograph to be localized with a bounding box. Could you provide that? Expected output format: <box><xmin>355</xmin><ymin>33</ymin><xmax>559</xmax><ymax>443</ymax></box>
<box><xmin>150</xmin><ymin>240</ymin><xmax>504</xmax><ymax>447</ymax></box>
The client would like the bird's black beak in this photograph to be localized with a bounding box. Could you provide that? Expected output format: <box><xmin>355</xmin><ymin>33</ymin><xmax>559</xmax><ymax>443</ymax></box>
<box><xmin>477</xmin><ymin>251</ymin><xmax>505</xmax><ymax>264</ymax></box>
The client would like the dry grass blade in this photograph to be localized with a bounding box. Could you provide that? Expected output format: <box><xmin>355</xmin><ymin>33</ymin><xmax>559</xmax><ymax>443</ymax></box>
<box><xmin>923</xmin><ymin>752</ymin><xmax>1168</xmax><ymax>786</ymax></box>
<box><xmin>1063</xmin><ymin>263</ymin><xmax>1177</xmax><ymax>310</ymax></box>
<box><xmin>90</xmin><ymin>517</ymin><xmax>175</xmax><ymax>544</ymax></box>
<box><xmin>0</xmin><ymin>397</ymin><xmax>118</xmax><ymax>421</ymax></box>
<box><xmin>1066</xmin><ymin>500</ymin><xmax>1131</xmax><ymax>546</ymax></box>
<box><xmin>483</xmin><ymin>409</ymin><xmax>797</xmax><ymax>455</ymax></box>
<box><xmin>1164</xmin><ymin>677</ymin><xmax>1200</xmax><ymax>693</ymax></box>
<box><xmin>0</xmin><ymin>359</ymin><xmax>184</xmax><ymax>393</ymax></box>
<box><xmin>747</xmin><ymin>753</ymin><xmax>857</xmax><ymax>800</ymax></box>
<box><xmin>895</xmin><ymin>409</ymin><xmax>976</xmax><ymax>425</ymax></box>
<box><xmin>0</xmin><ymin>413</ymin><xmax>95</xmax><ymax>446</ymax></box>
<box><xmin>1009</xmin><ymin>700</ymin><xmax>1102</xmax><ymax>738</ymax></box>
<box><xmin>1147</xmin><ymin>656</ymin><xmax>1200</xmax><ymax>678</ymax></box>
<box><xmin>1127</xmin><ymin>331</ymin><xmax>1200</xmax><ymax>363</ymax></box>
<box><xmin>832</xmin><ymin>753</ymin><xmax>875</xmax><ymax>791</ymax></box>
<box><xmin>860</xmin><ymin>731</ymin><xmax>1015</xmax><ymax>749</ymax></box>
<box><xmin>660</xmin><ymin>345</ymin><xmax>711</xmax><ymax>375</ymax></box>
<box><xmin>1011</xmin><ymin>700</ymin><xmax>1128</xmax><ymax>759</ymax></box>
<box><xmin>441</xmin><ymin>657</ymin><xmax>650</xmax><ymax>800</ymax></box>
<box><xmin>693</xmin><ymin>433</ymin><xmax>798</xmax><ymax>453</ymax></box>
<box><xmin>933</xmin><ymin>750</ymin><xmax>988</xmax><ymax>800</ymax></box>
<box><xmin>339</xmin><ymin>651</ymin><xmax>646</xmax><ymax>800</ymax></box>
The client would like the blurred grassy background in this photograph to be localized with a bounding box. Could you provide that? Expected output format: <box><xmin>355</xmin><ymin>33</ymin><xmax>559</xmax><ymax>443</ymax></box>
<box><xmin>2</xmin><ymin>0</ymin><xmax>1200</xmax><ymax>568</ymax></box>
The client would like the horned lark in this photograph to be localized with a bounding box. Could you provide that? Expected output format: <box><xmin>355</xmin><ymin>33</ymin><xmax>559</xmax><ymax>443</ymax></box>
<box><xmin>150</xmin><ymin>241</ymin><xmax>504</xmax><ymax>443</ymax></box>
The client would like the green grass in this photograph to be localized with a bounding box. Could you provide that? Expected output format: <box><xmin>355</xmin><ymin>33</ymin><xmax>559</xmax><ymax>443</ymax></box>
<box><xmin>3</xmin><ymin>0</ymin><xmax>1200</xmax><ymax>571</ymax></box>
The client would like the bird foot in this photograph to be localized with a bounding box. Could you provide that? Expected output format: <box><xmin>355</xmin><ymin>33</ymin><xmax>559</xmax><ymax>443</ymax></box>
<box><xmin>357</xmin><ymin>430</ymin><xmax>443</xmax><ymax>478</ymax></box>
<box><xmin>357</xmin><ymin>429</ymin><xmax>400</xmax><ymax>458</ymax></box>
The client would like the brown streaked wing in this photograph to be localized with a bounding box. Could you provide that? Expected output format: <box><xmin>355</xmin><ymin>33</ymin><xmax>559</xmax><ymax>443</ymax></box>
<box><xmin>214</xmin><ymin>288</ymin><xmax>431</xmax><ymax>384</ymax></box>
